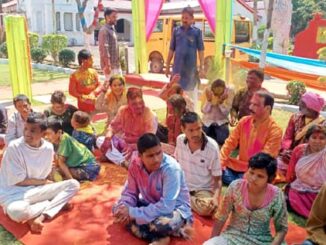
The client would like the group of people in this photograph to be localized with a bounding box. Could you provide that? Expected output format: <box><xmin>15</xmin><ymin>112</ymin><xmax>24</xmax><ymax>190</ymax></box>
<box><xmin>0</xmin><ymin>5</ymin><xmax>325</xmax><ymax>245</ymax></box>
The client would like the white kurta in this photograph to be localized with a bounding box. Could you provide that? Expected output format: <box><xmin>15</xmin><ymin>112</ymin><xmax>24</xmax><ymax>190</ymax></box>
<box><xmin>0</xmin><ymin>137</ymin><xmax>80</xmax><ymax>222</ymax></box>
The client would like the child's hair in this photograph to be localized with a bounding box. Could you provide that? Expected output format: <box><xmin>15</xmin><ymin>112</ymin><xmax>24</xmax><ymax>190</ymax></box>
<box><xmin>13</xmin><ymin>94</ymin><xmax>31</xmax><ymax>106</ymax></box>
<box><xmin>248</xmin><ymin>152</ymin><xmax>277</xmax><ymax>183</ymax></box>
<box><xmin>211</xmin><ymin>79</ymin><xmax>226</xmax><ymax>90</ymax></box>
<box><xmin>171</xmin><ymin>84</ymin><xmax>183</xmax><ymax>95</ymax></box>
<box><xmin>127</xmin><ymin>87</ymin><xmax>143</xmax><ymax>101</ymax></box>
<box><xmin>77</xmin><ymin>49</ymin><xmax>92</xmax><ymax>66</ymax></box>
<box><xmin>109</xmin><ymin>75</ymin><xmax>125</xmax><ymax>86</ymax></box>
<box><xmin>168</xmin><ymin>94</ymin><xmax>187</xmax><ymax>116</ymax></box>
<box><xmin>26</xmin><ymin>112</ymin><xmax>47</xmax><ymax>131</ymax></box>
<box><xmin>72</xmin><ymin>111</ymin><xmax>90</xmax><ymax>128</ymax></box>
<box><xmin>137</xmin><ymin>133</ymin><xmax>161</xmax><ymax>154</ymax></box>
<box><xmin>50</xmin><ymin>90</ymin><xmax>66</xmax><ymax>104</ymax></box>
<box><xmin>47</xmin><ymin>116</ymin><xmax>63</xmax><ymax>133</ymax></box>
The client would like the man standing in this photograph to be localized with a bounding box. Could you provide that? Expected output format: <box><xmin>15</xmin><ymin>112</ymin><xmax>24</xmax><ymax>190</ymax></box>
<box><xmin>113</xmin><ymin>133</ymin><xmax>192</xmax><ymax>245</ymax></box>
<box><xmin>98</xmin><ymin>8</ymin><xmax>121</xmax><ymax>80</ymax></box>
<box><xmin>230</xmin><ymin>69</ymin><xmax>267</xmax><ymax>125</ymax></box>
<box><xmin>0</xmin><ymin>112</ymin><xmax>79</xmax><ymax>233</ymax></box>
<box><xmin>175</xmin><ymin>112</ymin><xmax>222</xmax><ymax>217</ymax></box>
<box><xmin>165</xmin><ymin>7</ymin><xmax>204</xmax><ymax>104</ymax></box>
<box><xmin>221</xmin><ymin>91</ymin><xmax>282</xmax><ymax>185</ymax></box>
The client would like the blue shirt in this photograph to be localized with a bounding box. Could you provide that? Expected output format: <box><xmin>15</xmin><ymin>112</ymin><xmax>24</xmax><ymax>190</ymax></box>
<box><xmin>113</xmin><ymin>153</ymin><xmax>192</xmax><ymax>225</ymax></box>
<box><xmin>170</xmin><ymin>25</ymin><xmax>204</xmax><ymax>91</ymax></box>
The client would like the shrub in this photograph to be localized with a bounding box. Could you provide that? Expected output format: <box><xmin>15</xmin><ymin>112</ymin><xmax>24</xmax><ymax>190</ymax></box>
<box><xmin>286</xmin><ymin>80</ymin><xmax>306</xmax><ymax>105</ymax></box>
<box><xmin>42</xmin><ymin>34</ymin><xmax>68</xmax><ymax>64</ymax></box>
<box><xmin>59</xmin><ymin>49</ymin><xmax>75</xmax><ymax>67</ymax></box>
<box><xmin>31</xmin><ymin>47</ymin><xmax>47</xmax><ymax>63</ymax></box>
<box><xmin>249</xmin><ymin>43</ymin><xmax>260</xmax><ymax>63</ymax></box>
<box><xmin>0</xmin><ymin>42</ymin><xmax>8</xmax><ymax>58</ymax></box>
<box><xmin>28</xmin><ymin>32</ymin><xmax>39</xmax><ymax>49</ymax></box>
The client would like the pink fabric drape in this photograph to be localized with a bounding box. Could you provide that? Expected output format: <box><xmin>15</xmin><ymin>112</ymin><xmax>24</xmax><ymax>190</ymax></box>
<box><xmin>145</xmin><ymin>0</ymin><xmax>164</xmax><ymax>41</ymax></box>
<box><xmin>198</xmin><ymin>0</ymin><xmax>216</xmax><ymax>33</ymax></box>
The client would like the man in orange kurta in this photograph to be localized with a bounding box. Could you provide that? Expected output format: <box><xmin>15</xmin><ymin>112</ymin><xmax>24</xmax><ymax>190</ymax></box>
<box><xmin>221</xmin><ymin>91</ymin><xmax>282</xmax><ymax>185</ymax></box>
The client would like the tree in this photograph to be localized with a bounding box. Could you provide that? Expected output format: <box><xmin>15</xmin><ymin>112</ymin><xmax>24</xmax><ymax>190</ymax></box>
<box><xmin>75</xmin><ymin>0</ymin><xmax>103</xmax><ymax>34</ymax></box>
<box><xmin>291</xmin><ymin>0</ymin><xmax>326</xmax><ymax>37</ymax></box>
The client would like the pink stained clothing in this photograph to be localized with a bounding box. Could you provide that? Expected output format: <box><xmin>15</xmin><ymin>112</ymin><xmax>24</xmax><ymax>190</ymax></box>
<box><xmin>301</xmin><ymin>92</ymin><xmax>325</xmax><ymax>113</ymax></box>
<box><xmin>281</xmin><ymin>113</ymin><xmax>324</xmax><ymax>151</ymax></box>
<box><xmin>288</xmin><ymin>188</ymin><xmax>317</xmax><ymax>218</ymax></box>
<box><xmin>166</xmin><ymin>113</ymin><xmax>182</xmax><ymax>146</ymax></box>
<box><xmin>241</xmin><ymin>179</ymin><xmax>278</xmax><ymax>210</ymax></box>
<box><xmin>286</xmin><ymin>144</ymin><xmax>306</xmax><ymax>183</ymax></box>
<box><xmin>109</xmin><ymin>105</ymin><xmax>158</xmax><ymax>145</ymax></box>
<box><xmin>290</xmin><ymin>147</ymin><xmax>326</xmax><ymax>193</ymax></box>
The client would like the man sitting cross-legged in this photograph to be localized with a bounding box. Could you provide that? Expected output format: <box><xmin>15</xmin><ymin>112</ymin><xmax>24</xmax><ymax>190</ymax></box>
<box><xmin>0</xmin><ymin>112</ymin><xmax>80</xmax><ymax>233</ymax></box>
<box><xmin>175</xmin><ymin>112</ymin><xmax>222</xmax><ymax>217</ymax></box>
<box><xmin>221</xmin><ymin>91</ymin><xmax>282</xmax><ymax>185</ymax></box>
<box><xmin>113</xmin><ymin>133</ymin><xmax>193</xmax><ymax>245</ymax></box>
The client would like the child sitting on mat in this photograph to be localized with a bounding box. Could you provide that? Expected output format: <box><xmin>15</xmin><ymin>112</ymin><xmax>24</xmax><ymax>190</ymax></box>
<box><xmin>46</xmin><ymin>117</ymin><xmax>100</xmax><ymax>182</ymax></box>
<box><xmin>71</xmin><ymin>111</ymin><xmax>96</xmax><ymax>151</ymax></box>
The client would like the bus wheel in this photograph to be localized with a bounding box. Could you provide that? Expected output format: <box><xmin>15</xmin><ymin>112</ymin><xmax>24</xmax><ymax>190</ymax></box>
<box><xmin>150</xmin><ymin>58</ymin><xmax>164</xmax><ymax>73</ymax></box>
<box><xmin>204</xmin><ymin>56</ymin><xmax>214</xmax><ymax>76</ymax></box>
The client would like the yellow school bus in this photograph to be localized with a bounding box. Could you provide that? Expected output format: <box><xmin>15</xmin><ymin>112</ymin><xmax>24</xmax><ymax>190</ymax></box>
<box><xmin>147</xmin><ymin>15</ymin><xmax>252</xmax><ymax>73</ymax></box>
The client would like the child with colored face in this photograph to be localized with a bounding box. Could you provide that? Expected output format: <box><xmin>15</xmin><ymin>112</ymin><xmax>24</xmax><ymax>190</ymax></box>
<box><xmin>69</xmin><ymin>49</ymin><xmax>101</xmax><ymax>113</ymax></box>
<box><xmin>46</xmin><ymin>117</ymin><xmax>100</xmax><ymax>182</ymax></box>
<box><xmin>201</xmin><ymin>79</ymin><xmax>234</xmax><ymax>146</ymax></box>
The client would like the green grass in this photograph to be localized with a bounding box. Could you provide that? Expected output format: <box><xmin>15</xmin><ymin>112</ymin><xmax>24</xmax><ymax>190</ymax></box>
<box><xmin>0</xmin><ymin>64</ymin><xmax>69</xmax><ymax>86</ymax></box>
<box><xmin>0</xmin><ymin>226</ymin><xmax>22</xmax><ymax>245</ymax></box>
<box><xmin>272</xmin><ymin>109</ymin><xmax>292</xmax><ymax>132</ymax></box>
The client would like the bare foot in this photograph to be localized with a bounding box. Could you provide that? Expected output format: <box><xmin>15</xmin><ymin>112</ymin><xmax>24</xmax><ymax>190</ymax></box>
<box><xmin>149</xmin><ymin>236</ymin><xmax>171</xmax><ymax>245</ymax></box>
<box><xmin>27</xmin><ymin>214</ymin><xmax>46</xmax><ymax>233</ymax></box>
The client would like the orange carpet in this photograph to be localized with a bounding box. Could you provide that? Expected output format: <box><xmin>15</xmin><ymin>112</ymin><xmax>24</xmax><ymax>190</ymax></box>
<box><xmin>0</xmin><ymin>163</ymin><xmax>307</xmax><ymax>245</ymax></box>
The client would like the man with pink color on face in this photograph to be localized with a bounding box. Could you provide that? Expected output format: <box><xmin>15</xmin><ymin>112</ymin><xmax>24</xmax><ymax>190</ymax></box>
<box><xmin>96</xmin><ymin>87</ymin><xmax>158</xmax><ymax>167</ymax></box>
<box><xmin>221</xmin><ymin>91</ymin><xmax>282</xmax><ymax>185</ymax></box>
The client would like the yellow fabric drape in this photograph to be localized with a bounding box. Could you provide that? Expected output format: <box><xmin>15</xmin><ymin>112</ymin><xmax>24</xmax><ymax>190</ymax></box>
<box><xmin>5</xmin><ymin>15</ymin><xmax>32</xmax><ymax>99</ymax></box>
<box><xmin>132</xmin><ymin>0</ymin><xmax>148</xmax><ymax>74</ymax></box>
<box><xmin>215</xmin><ymin>0</ymin><xmax>232</xmax><ymax>80</ymax></box>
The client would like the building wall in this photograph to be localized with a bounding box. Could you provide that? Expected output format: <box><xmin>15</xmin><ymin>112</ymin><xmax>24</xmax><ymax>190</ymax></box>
<box><xmin>20</xmin><ymin>0</ymin><xmax>94</xmax><ymax>45</ymax></box>
<box><xmin>233</xmin><ymin>0</ymin><xmax>254</xmax><ymax>22</ymax></box>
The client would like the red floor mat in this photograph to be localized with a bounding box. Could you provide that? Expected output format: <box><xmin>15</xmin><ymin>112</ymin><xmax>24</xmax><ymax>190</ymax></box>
<box><xmin>0</xmin><ymin>164</ymin><xmax>307</xmax><ymax>245</ymax></box>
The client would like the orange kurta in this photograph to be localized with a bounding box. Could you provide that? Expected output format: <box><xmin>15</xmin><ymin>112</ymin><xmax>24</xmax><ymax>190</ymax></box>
<box><xmin>220</xmin><ymin>116</ymin><xmax>282</xmax><ymax>172</ymax></box>
<box><xmin>69</xmin><ymin>68</ymin><xmax>100</xmax><ymax>113</ymax></box>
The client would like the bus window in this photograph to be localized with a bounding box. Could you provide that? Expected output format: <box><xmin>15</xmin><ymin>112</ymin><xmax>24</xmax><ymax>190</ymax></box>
<box><xmin>194</xmin><ymin>21</ymin><xmax>203</xmax><ymax>32</ymax></box>
<box><xmin>153</xmin><ymin>19</ymin><xmax>163</xmax><ymax>33</ymax></box>
<box><xmin>234</xmin><ymin>20</ymin><xmax>250</xmax><ymax>43</ymax></box>
<box><xmin>203</xmin><ymin>21</ymin><xmax>214</xmax><ymax>39</ymax></box>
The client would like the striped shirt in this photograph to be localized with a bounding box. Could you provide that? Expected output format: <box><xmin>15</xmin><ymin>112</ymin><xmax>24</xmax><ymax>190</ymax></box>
<box><xmin>174</xmin><ymin>134</ymin><xmax>222</xmax><ymax>192</ymax></box>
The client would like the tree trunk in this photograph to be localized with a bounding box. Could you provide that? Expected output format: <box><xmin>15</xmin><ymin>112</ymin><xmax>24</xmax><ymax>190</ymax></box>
<box><xmin>252</xmin><ymin>0</ymin><xmax>258</xmax><ymax>44</ymax></box>
<box><xmin>259</xmin><ymin>0</ymin><xmax>274</xmax><ymax>69</ymax></box>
